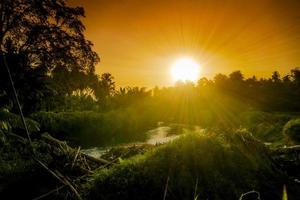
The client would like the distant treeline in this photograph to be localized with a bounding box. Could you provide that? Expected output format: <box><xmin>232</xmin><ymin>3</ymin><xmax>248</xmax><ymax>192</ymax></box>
<box><xmin>1</xmin><ymin>63</ymin><xmax>300</xmax><ymax>115</ymax></box>
<box><xmin>149</xmin><ymin>69</ymin><xmax>300</xmax><ymax>125</ymax></box>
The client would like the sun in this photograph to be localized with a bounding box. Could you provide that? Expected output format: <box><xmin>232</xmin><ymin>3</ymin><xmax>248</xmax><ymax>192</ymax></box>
<box><xmin>171</xmin><ymin>58</ymin><xmax>200</xmax><ymax>82</ymax></box>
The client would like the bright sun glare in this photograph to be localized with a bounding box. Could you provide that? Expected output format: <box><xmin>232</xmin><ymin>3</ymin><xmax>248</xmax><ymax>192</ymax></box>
<box><xmin>171</xmin><ymin>58</ymin><xmax>200</xmax><ymax>82</ymax></box>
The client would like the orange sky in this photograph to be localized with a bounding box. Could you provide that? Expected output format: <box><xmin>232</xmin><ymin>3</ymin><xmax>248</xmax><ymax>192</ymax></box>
<box><xmin>69</xmin><ymin>0</ymin><xmax>300</xmax><ymax>87</ymax></box>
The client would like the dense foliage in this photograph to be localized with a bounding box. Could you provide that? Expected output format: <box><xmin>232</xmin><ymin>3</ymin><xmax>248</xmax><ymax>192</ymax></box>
<box><xmin>0</xmin><ymin>0</ymin><xmax>99</xmax><ymax>113</ymax></box>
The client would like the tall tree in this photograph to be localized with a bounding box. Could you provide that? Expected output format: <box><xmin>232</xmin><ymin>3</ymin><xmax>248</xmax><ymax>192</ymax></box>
<box><xmin>0</xmin><ymin>0</ymin><xmax>99</xmax><ymax>72</ymax></box>
<box><xmin>0</xmin><ymin>0</ymin><xmax>99</xmax><ymax>112</ymax></box>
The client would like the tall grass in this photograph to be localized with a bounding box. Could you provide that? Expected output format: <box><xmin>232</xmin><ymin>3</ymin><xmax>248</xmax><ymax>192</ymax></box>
<box><xmin>31</xmin><ymin>107</ymin><xmax>158</xmax><ymax>147</ymax></box>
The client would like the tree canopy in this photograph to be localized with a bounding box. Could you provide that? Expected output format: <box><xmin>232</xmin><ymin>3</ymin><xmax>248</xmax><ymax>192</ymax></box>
<box><xmin>0</xmin><ymin>0</ymin><xmax>99</xmax><ymax>72</ymax></box>
<box><xmin>0</xmin><ymin>0</ymin><xmax>99</xmax><ymax>113</ymax></box>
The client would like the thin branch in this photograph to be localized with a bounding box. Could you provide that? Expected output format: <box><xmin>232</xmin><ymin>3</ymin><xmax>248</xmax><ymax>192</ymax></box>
<box><xmin>1</xmin><ymin>51</ymin><xmax>33</xmax><ymax>146</ymax></box>
<box><xmin>163</xmin><ymin>176</ymin><xmax>170</xmax><ymax>200</ymax></box>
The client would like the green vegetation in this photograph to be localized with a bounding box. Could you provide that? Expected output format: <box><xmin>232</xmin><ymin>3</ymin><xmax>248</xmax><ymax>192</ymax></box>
<box><xmin>86</xmin><ymin>132</ymin><xmax>299</xmax><ymax>200</ymax></box>
<box><xmin>1</xmin><ymin>1</ymin><xmax>300</xmax><ymax>199</ymax></box>
<box><xmin>31</xmin><ymin>108</ymin><xmax>157</xmax><ymax>147</ymax></box>
<box><xmin>0</xmin><ymin>109</ymin><xmax>40</xmax><ymax>137</ymax></box>
<box><xmin>283</xmin><ymin>118</ymin><xmax>300</xmax><ymax>144</ymax></box>
<box><xmin>238</xmin><ymin>111</ymin><xmax>299</xmax><ymax>145</ymax></box>
<box><xmin>30</xmin><ymin>110</ymin><xmax>300</xmax><ymax>147</ymax></box>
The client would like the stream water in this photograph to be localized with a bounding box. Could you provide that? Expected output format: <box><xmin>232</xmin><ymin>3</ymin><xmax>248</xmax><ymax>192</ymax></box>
<box><xmin>82</xmin><ymin>123</ymin><xmax>203</xmax><ymax>158</ymax></box>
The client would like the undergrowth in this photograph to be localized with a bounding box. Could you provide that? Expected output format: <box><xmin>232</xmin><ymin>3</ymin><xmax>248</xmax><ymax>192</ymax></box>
<box><xmin>86</xmin><ymin>130</ymin><xmax>299</xmax><ymax>200</ymax></box>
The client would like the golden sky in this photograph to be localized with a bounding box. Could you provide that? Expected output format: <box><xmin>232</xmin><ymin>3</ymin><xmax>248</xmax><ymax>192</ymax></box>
<box><xmin>69</xmin><ymin>0</ymin><xmax>300</xmax><ymax>87</ymax></box>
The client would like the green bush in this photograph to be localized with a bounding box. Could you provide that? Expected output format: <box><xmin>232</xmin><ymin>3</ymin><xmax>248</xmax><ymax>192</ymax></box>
<box><xmin>86</xmin><ymin>131</ymin><xmax>294</xmax><ymax>200</ymax></box>
<box><xmin>283</xmin><ymin>118</ymin><xmax>300</xmax><ymax>144</ymax></box>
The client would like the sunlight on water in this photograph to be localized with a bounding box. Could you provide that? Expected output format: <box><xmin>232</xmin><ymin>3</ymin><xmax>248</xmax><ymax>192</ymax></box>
<box><xmin>146</xmin><ymin>126</ymin><xmax>179</xmax><ymax>145</ymax></box>
<box><xmin>82</xmin><ymin>147</ymin><xmax>107</xmax><ymax>158</ymax></box>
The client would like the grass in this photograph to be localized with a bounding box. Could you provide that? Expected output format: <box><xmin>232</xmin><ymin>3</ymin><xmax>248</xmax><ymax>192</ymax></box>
<box><xmin>86</xmin><ymin>130</ymin><xmax>299</xmax><ymax>200</ymax></box>
<box><xmin>31</xmin><ymin>108</ymin><xmax>158</xmax><ymax>147</ymax></box>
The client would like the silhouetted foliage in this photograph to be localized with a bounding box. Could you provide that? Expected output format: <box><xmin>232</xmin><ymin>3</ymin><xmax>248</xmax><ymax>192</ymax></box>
<box><xmin>0</xmin><ymin>1</ymin><xmax>300</xmax><ymax>121</ymax></box>
<box><xmin>94</xmin><ymin>73</ymin><xmax>115</xmax><ymax>100</ymax></box>
<box><xmin>0</xmin><ymin>0</ymin><xmax>99</xmax><ymax>113</ymax></box>
<box><xmin>202</xmin><ymin>69</ymin><xmax>300</xmax><ymax>112</ymax></box>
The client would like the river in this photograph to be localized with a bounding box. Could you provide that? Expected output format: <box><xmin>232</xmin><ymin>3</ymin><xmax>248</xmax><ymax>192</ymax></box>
<box><xmin>82</xmin><ymin>123</ymin><xmax>203</xmax><ymax>158</ymax></box>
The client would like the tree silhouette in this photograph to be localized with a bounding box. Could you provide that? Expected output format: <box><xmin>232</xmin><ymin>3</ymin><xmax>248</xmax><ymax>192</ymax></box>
<box><xmin>0</xmin><ymin>0</ymin><xmax>99</xmax><ymax>113</ymax></box>
<box><xmin>229</xmin><ymin>71</ymin><xmax>244</xmax><ymax>82</ymax></box>
<box><xmin>271</xmin><ymin>71</ymin><xmax>281</xmax><ymax>83</ymax></box>
<box><xmin>92</xmin><ymin>73</ymin><xmax>116</xmax><ymax>109</ymax></box>
<box><xmin>0</xmin><ymin>0</ymin><xmax>99</xmax><ymax>73</ymax></box>
<box><xmin>291</xmin><ymin>68</ymin><xmax>300</xmax><ymax>86</ymax></box>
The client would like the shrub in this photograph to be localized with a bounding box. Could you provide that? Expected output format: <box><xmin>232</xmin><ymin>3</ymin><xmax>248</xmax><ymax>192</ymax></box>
<box><xmin>283</xmin><ymin>118</ymin><xmax>300</xmax><ymax>144</ymax></box>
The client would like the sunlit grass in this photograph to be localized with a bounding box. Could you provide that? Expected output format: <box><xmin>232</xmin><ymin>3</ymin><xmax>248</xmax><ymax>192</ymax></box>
<box><xmin>87</xmin><ymin>131</ymin><xmax>287</xmax><ymax>200</ymax></box>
